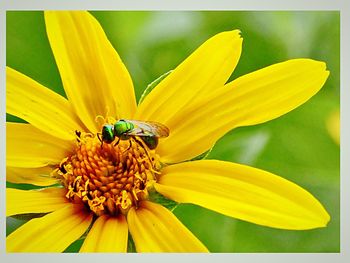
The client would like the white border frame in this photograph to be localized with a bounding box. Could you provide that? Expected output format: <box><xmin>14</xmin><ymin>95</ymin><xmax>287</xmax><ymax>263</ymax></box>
<box><xmin>1</xmin><ymin>1</ymin><xmax>348</xmax><ymax>262</ymax></box>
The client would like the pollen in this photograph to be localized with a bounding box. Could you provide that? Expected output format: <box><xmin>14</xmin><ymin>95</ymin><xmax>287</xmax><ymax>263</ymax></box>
<box><xmin>53</xmin><ymin>132</ymin><xmax>160</xmax><ymax>216</ymax></box>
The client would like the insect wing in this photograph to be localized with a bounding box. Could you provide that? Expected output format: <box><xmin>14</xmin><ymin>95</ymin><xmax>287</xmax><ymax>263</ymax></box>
<box><xmin>123</xmin><ymin>120</ymin><xmax>169</xmax><ymax>138</ymax></box>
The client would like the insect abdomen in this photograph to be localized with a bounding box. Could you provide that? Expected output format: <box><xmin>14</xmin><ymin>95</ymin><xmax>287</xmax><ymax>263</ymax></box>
<box><xmin>141</xmin><ymin>136</ymin><xmax>158</xmax><ymax>150</ymax></box>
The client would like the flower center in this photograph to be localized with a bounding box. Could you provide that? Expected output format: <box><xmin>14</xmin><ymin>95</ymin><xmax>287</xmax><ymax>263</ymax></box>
<box><xmin>54</xmin><ymin>132</ymin><xmax>160</xmax><ymax>216</ymax></box>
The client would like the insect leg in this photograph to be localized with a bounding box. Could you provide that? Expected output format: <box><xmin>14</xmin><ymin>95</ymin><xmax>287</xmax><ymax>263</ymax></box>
<box><xmin>121</xmin><ymin>139</ymin><xmax>132</xmax><ymax>153</ymax></box>
<box><xmin>75</xmin><ymin>130</ymin><xmax>82</xmax><ymax>142</ymax></box>
<box><xmin>133</xmin><ymin>137</ymin><xmax>154</xmax><ymax>166</ymax></box>
<box><xmin>113</xmin><ymin>137</ymin><xmax>121</xmax><ymax>147</ymax></box>
<box><xmin>97</xmin><ymin>133</ymin><xmax>104</xmax><ymax>148</ymax></box>
<box><xmin>127</xmin><ymin>140</ymin><xmax>132</xmax><ymax>151</ymax></box>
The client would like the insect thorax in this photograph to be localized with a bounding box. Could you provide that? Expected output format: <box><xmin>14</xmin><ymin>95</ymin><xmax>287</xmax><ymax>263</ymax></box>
<box><xmin>114</xmin><ymin>120</ymin><xmax>134</xmax><ymax>137</ymax></box>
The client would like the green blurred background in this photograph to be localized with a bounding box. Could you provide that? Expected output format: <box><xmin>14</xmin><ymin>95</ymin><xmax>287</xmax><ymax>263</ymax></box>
<box><xmin>6</xmin><ymin>11</ymin><xmax>340</xmax><ymax>252</ymax></box>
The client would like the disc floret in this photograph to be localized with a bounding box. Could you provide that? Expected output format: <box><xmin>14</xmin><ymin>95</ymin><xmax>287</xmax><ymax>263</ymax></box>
<box><xmin>54</xmin><ymin>131</ymin><xmax>160</xmax><ymax>216</ymax></box>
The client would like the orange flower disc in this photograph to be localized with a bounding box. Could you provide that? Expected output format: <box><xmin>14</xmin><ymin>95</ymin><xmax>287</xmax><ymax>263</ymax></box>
<box><xmin>55</xmin><ymin>133</ymin><xmax>159</xmax><ymax>216</ymax></box>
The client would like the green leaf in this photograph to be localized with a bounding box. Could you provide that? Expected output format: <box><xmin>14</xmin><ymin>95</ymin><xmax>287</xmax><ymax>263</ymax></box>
<box><xmin>64</xmin><ymin>238</ymin><xmax>84</xmax><ymax>253</ymax></box>
<box><xmin>138</xmin><ymin>70</ymin><xmax>173</xmax><ymax>105</ymax></box>
<box><xmin>190</xmin><ymin>147</ymin><xmax>213</xmax><ymax>161</ymax></box>
<box><xmin>6</xmin><ymin>181</ymin><xmax>46</xmax><ymax>190</ymax></box>
<box><xmin>10</xmin><ymin>213</ymin><xmax>48</xmax><ymax>221</ymax></box>
<box><xmin>127</xmin><ymin>233</ymin><xmax>137</xmax><ymax>252</ymax></box>
<box><xmin>148</xmin><ymin>190</ymin><xmax>178</xmax><ymax>212</ymax></box>
<box><xmin>6</xmin><ymin>114</ymin><xmax>26</xmax><ymax>123</ymax></box>
<box><xmin>6</xmin><ymin>217</ymin><xmax>27</xmax><ymax>236</ymax></box>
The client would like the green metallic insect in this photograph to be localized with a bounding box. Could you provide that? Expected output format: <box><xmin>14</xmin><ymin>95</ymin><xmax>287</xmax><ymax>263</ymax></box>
<box><xmin>99</xmin><ymin>119</ymin><xmax>170</xmax><ymax>150</ymax></box>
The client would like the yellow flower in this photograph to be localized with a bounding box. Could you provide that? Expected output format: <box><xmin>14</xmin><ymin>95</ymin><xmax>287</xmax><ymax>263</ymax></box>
<box><xmin>6</xmin><ymin>11</ymin><xmax>330</xmax><ymax>252</ymax></box>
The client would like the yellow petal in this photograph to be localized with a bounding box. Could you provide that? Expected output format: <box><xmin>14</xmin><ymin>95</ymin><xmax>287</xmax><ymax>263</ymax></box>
<box><xmin>155</xmin><ymin>160</ymin><xmax>330</xmax><ymax>230</ymax></box>
<box><xmin>135</xmin><ymin>30</ymin><xmax>242</xmax><ymax>123</ymax></box>
<box><xmin>7</xmin><ymin>166</ymin><xmax>58</xmax><ymax>186</ymax></box>
<box><xmin>6</xmin><ymin>67</ymin><xmax>84</xmax><ymax>140</ymax></box>
<box><xmin>80</xmin><ymin>214</ymin><xmax>128</xmax><ymax>252</ymax></box>
<box><xmin>6</xmin><ymin>187</ymin><xmax>68</xmax><ymax>216</ymax></box>
<box><xmin>7</xmin><ymin>203</ymin><xmax>92</xmax><ymax>252</ymax></box>
<box><xmin>44</xmin><ymin>11</ymin><xmax>136</xmax><ymax>132</ymax></box>
<box><xmin>158</xmin><ymin>59</ymin><xmax>329</xmax><ymax>163</ymax></box>
<box><xmin>7</xmin><ymin>122</ymin><xmax>73</xmax><ymax>168</ymax></box>
<box><xmin>127</xmin><ymin>201</ymin><xmax>208</xmax><ymax>252</ymax></box>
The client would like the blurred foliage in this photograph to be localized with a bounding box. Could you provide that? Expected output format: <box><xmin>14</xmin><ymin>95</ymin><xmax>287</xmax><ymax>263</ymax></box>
<box><xmin>6</xmin><ymin>11</ymin><xmax>339</xmax><ymax>252</ymax></box>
